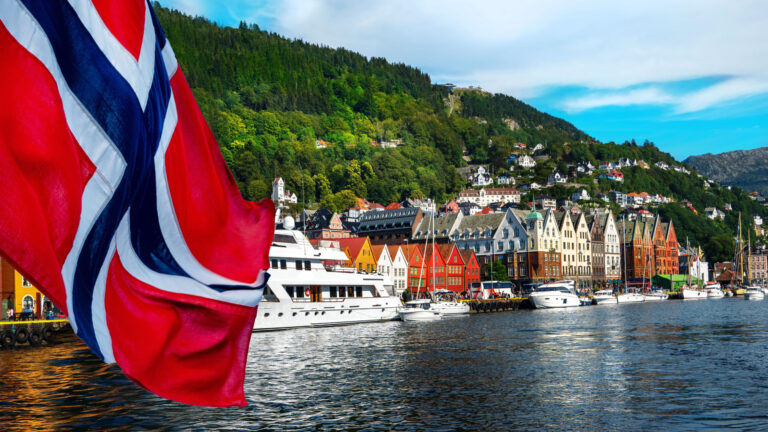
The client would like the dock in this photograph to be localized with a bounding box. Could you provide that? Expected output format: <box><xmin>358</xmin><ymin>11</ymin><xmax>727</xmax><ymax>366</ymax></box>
<box><xmin>462</xmin><ymin>298</ymin><xmax>532</xmax><ymax>313</ymax></box>
<box><xmin>0</xmin><ymin>319</ymin><xmax>69</xmax><ymax>348</ymax></box>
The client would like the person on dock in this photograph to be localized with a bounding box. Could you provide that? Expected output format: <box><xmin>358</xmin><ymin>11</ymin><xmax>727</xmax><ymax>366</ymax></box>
<box><xmin>6</xmin><ymin>307</ymin><xmax>14</xmax><ymax>321</ymax></box>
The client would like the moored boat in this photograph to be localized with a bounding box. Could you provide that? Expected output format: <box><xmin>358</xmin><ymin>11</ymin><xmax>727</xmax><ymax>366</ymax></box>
<box><xmin>704</xmin><ymin>283</ymin><xmax>725</xmax><ymax>299</ymax></box>
<box><xmin>253</xmin><ymin>228</ymin><xmax>401</xmax><ymax>331</ymax></box>
<box><xmin>399</xmin><ymin>299</ymin><xmax>443</xmax><ymax>321</ymax></box>
<box><xmin>529</xmin><ymin>280</ymin><xmax>581</xmax><ymax>309</ymax></box>
<box><xmin>744</xmin><ymin>286</ymin><xmax>765</xmax><ymax>300</ymax></box>
<box><xmin>430</xmin><ymin>290</ymin><xmax>470</xmax><ymax>315</ymax></box>
<box><xmin>644</xmin><ymin>290</ymin><xmax>668</xmax><ymax>301</ymax></box>
<box><xmin>592</xmin><ymin>289</ymin><xmax>617</xmax><ymax>305</ymax></box>
<box><xmin>681</xmin><ymin>286</ymin><xmax>707</xmax><ymax>300</ymax></box>
<box><xmin>616</xmin><ymin>292</ymin><xmax>645</xmax><ymax>303</ymax></box>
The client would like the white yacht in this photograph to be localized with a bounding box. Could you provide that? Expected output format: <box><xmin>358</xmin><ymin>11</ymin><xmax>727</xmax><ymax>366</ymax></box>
<box><xmin>592</xmin><ymin>290</ymin><xmax>618</xmax><ymax>305</ymax></box>
<box><xmin>399</xmin><ymin>299</ymin><xmax>443</xmax><ymax>321</ymax></box>
<box><xmin>253</xmin><ymin>229</ymin><xmax>401</xmax><ymax>331</ymax></box>
<box><xmin>704</xmin><ymin>283</ymin><xmax>725</xmax><ymax>299</ymax></box>
<box><xmin>616</xmin><ymin>292</ymin><xmax>645</xmax><ymax>303</ymax></box>
<box><xmin>744</xmin><ymin>286</ymin><xmax>765</xmax><ymax>300</ymax></box>
<box><xmin>529</xmin><ymin>281</ymin><xmax>581</xmax><ymax>309</ymax></box>
<box><xmin>430</xmin><ymin>290</ymin><xmax>470</xmax><ymax>315</ymax></box>
<box><xmin>681</xmin><ymin>286</ymin><xmax>707</xmax><ymax>300</ymax></box>
<box><xmin>644</xmin><ymin>290</ymin><xmax>669</xmax><ymax>301</ymax></box>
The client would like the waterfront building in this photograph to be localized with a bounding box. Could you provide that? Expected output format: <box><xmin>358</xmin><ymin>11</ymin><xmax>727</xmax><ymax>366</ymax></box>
<box><xmin>387</xmin><ymin>245</ymin><xmax>409</xmax><ymax>296</ymax></box>
<box><xmin>587</xmin><ymin>214</ymin><xmax>605</xmax><ymax>283</ymax></box>
<box><xmin>618</xmin><ymin>218</ymin><xmax>653</xmax><ymax>280</ymax></box>
<box><xmin>336</xmin><ymin>237</ymin><xmax>377</xmax><ymax>273</ymax></box>
<box><xmin>439</xmin><ymin>244</ymin><xmax>466</xmax><ymax>292</ymax></box>
<box><xmin>406</xmin><ymin>244</ymin><xmax>427</xmax><ymax>293</ymax></box>
<box><xmin>572</xmin><ymin>213</ymin><xmax>593</xmax><ymax>282</ymax></box>
<box><xmin>412</xmin><ymin>212</ymin><xmax>462</xmax><ymax>244</ymax></box>
<box><xmin>522</xmin><ymin>208</ymin><xmax>562</xmax><ymax>281</ymax></box>
<box><xmin>0</xmin><ymin>258</ymin><xmax>57</xmax><ymax>319</ymax></box>
<box><xmin>305</xmin><ymin>208</ymin><xmax>352</xmax><ymax>239</ymax></box>
<box><xmin>357</xmin><ymin>207</ymin><xmax>423</xmax><ymax>245</ymax></box>
<box><xmin>601</xmin><ymin>211</ymin><xmax>622</xmax><ymax>282</ymax></box>
<box><xmin>459</xmin><ymin>249</ymin><xmax>482</xmax><ymax>291</ymax></box>
<box><xmin>371</xmin><ymin>245</ymin><xmax>394</xmax><ymax>293</ymax></box>
<box><xmin>748</xmin><ymin>249</ymin><xmax>768</xmax><ymax>283</ymax></box>
<box><xmin>557</xmin><ymin>211</ymin><xmax>578</xmax><ymax>280</ymax></box>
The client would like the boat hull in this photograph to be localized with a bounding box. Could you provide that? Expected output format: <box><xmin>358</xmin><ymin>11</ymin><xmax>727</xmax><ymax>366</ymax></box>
<box><xmin>707</xmin><ymin>290</ymin><xmax>725</xmax><ymax>298</ymax></box>
<box><xmin>616</xmin><ymin>293</ymin><xmax>645</xmax><ymax>303</ymax></box>
<box><xmin>431</xmin><ymin>302</ymin><xmax>470</xmax><ymax>315</ymax></box>
<box><xmin>682</xmin><ymin>289</ymin><xmax>707</xmax><ymax>300</ymax></box>
<box><xmin>253</xmin><ymin>300</ymin><xmax>401</xmax><ymax>331</ymax></box>
<box><xmin>529</xmin><ymin>293</ymin><xmax>581</xmax><ymax>309</ymax></box>
<box><xmin>593</xmin><ymin>295</ymin><xmax>618</xmax><ymax>305</ymax></box>
<box><xmin>644</xmin><ymin>293</ymin><xmax>668</xmax><ymax>301</ymax></box>
<box><xmin>399</xmin><ymin>310</ymin><xmax>442</xmax><ymax>321</ymax></box>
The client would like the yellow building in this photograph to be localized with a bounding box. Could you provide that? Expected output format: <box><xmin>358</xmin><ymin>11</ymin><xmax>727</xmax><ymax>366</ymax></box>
<box><xmin>1</xmin><ymin>257</ymin><xmax>56</xmax><ymax>319</ymax></box>
<box><xmin>336</xmin><ymin>237</ymin><xmax>377</xmax><ymax>273</ymax></box>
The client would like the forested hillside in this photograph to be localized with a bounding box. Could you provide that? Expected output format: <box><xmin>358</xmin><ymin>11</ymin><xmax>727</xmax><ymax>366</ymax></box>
<box><xmin>155</xmin><ymin>4</ymin><xmax>768</xmax><ymax>260</ymax></box>
<box><xmin>155</xmin><ymin>5</ymin><xmax>594</xmax><ymax>203</ymax></box>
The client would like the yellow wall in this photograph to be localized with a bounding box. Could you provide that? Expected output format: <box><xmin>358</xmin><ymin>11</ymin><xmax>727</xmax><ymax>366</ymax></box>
<box><xmin>1</xmin><ymin>259</ymin><xmax>45</xmax><ymax>317</ymax></box>
<box><xmin>353</xmin><ymin>238</ymin><xmax>377</xmax><ymax>273</ymax></box>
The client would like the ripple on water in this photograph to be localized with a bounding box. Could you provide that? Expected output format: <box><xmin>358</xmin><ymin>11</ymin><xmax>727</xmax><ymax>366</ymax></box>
<box><xmin>3</xmin><ymin>299</ymin><xmax>768</xmax><ymax>430</ymax></box>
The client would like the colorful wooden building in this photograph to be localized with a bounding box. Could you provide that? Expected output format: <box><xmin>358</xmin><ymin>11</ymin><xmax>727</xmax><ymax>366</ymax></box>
<box><xmin>0</xmin><ymin>258</ymin><xmax>58</xmax><ymax>319</ymax></box>
<box><xmin>336</xmin><ymin>237</ymin><xmax>377</xmax><ymax>273</ymax></box>
<box><xmin>439</xmin><ymin>244</ymin><xmax>465</xmax><ymax>292</ymax></box>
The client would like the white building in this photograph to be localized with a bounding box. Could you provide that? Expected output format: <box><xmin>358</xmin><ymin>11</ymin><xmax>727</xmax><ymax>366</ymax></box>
<box><xmin>272</xmin><ymin>177</ymin><xmax>298</xmax><ymax>204</ymax></box>
<box><xmin>572</xmin><ymin>213</ymin><xmax>592</xmax><ymax>280</ymax></box>
<box><xmin>471</xmin><ymin>166</ymin><xmax>493</xmax><ymax>187</ymax></box>
<box><xmin>456</xmin><ymin>187</ymin><xmax>521</xmax><ymax>207</ymax></box>
<box><xmin>373</xmin><ymin>245</ymin><xmax>394</xmax><ymax>294</ymax></box>
<box><xmin>755</xmin><ymin>215</ymin><xmax>764</xmax><ymax>226</ymax></box>
<box><xmin>451</xmin><ymin>209</ymin><xmax>524</xmax><ymax>260</ymax></box>
<box><xmin>547</xmin><ymin>171</ymin><xmax>567</xmax><ymax>185</ymax></box>
<box><xmin>600</xmin><ymin>211</ymin><xmax>621</xmax><ymax>281</ymax></box>
<box><xmin>388</xmin><ymin>245</ymin><xmax>409</xmax><ymax>296</ymax></box>
<box><xmin>517</xmin><ymin>155</ymin><xmax>537</xmax><ymax>168</ymax></box>
<box><xmin>572</xmin><ymin>189</ymin><xmax>591</xmax><ymax>202</ymax></box>
<box><xmin>705</xmin><ymin>207</ymin><xmax>725</xmax><ymax>220</ymax></box>
<box><xmin>496</xmin><ymin>173</ymin><xmax>515</xmax><ymax>185</ymax></box>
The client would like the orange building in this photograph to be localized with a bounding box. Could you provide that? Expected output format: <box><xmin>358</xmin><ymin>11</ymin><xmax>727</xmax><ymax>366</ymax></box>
<box><xmin>439</xmin><ymin>244</ymin><xmax>465</xmax><ymax>292</ymax></box>
<box><xmin>0</xmin><ymin>258</ymin><xmax>59</xmax><ymax>319</ymax></box>
<box><xmin>459</xmin><ymin>249</ymin><xmax>481</xmax><ymax>291</ymax></box>
<box><xmin>336</xmin><ymin>237</ymin><xmax>377</xmax><ymax>273</ymax></box>
<box><xmin>619</xmin><ymin>216</ymin><xmax>679</xmax><ymax>281</ymax></box>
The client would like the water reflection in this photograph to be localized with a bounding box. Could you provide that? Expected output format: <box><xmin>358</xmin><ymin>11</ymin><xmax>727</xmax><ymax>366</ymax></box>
<box><xmin>2</xmin><ymin>299</ymin><xmax>768</xmax><ymax>430</ymax></box>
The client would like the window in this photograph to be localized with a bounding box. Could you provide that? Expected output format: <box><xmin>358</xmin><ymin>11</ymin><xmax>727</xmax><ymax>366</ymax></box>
<box><xmin>296</xmin><ymin>286</ymin><xmax>305</xmax><ymax>298</ymax></box>
<box><xmin>348</xmin><ymin>286</ymin><xmax>355</xmax><ymax>297</ymax></box>
<box><xmin>304</xmin><ymin>261</ymin><xmax>311</xmax><ymax>270</ymax></box>
<box><xmin>22</xmin><ymin>295</ymin><xmax>34</xmax><ymax>310</ymax></box>
<box><xmin>286</xmin><ymin>286</ymin><xmax>295</xmax><ymax>297</ymax></box>
<box><xmin>280</xmin><ymin>260</ymin><xmax>287</xmax><ymax>269</ymax></box>
<box><xmin>330</xmin><ymin>286</ymin><xmax>337</xmax><ymax>298</ymax></box>
<box><xmin>271</xmin><ymin>259</ymin><xmax>278</xmax><ymax>269</ymax></box>
<box><xmin>296</xmin><ymin>260</ymin><xmax>303</xmax><ymax>270</ymax></box>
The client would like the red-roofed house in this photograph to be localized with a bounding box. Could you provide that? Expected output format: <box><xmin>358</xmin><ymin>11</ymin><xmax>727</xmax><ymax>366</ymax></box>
<box><xmin>459</xmin><ymin>249</ymin><xmax>481</xmax><ymax>291</ymax></box>
<box><xmin>336</xmin><ymin>237</ymin><xmax>376</xmax><ymax>273</ymax></box>
<box><xmin>385</xmin><ymin>202</ymin><xmax>402</xmax><ymax>210</ymax></box>
<box><xmin>439</xmin><ymin>244</ymin><xmax>465</xmax><ymax>292</ymax></box>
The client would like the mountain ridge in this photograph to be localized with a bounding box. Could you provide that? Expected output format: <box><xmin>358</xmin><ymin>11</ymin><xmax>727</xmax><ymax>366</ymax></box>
<box><xmin>684</xmin><ymin>147</ymin><xmax>768</xmax><ymax>196</ymax></box>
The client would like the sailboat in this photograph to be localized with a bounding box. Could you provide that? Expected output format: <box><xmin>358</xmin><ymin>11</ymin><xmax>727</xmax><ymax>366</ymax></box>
<box><xmin>681</xmin><ymin>237</ymin><xmax>706</xmax><ymax>299</ymax></box>
<box><xmin>399</xmin><ymin>211</ymin><xmax>443</xmax><ymax>321</ymax></box>
<box><xmin>743</xmin><ymin>224</ymin><xmax>765</xmax><ymax>300</ymax></box>
<box><xmin>732</xmin><ymin>213</ymin><xmax>748</xmax><ymax>296</ymax></box>
<box><xmin>701</xmin><ymin>247</ymin><xmax>725</xmax><ymax>298</ymax></box>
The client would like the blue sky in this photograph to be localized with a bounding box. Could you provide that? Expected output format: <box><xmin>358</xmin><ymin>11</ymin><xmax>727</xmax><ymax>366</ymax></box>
<box><xmin>159</xmin><ymin>1</ymin><xmax>768</xmax><ymax>160</ymax></box>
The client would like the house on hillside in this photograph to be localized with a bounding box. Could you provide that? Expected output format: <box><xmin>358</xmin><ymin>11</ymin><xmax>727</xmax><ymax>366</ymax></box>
<box><xmin>705</xmin><ymin>207</ymin><xmax>725</xmax><ymax>220</ymax></box>
<box><xmin>471</xmin><ymin>166</ymin><xmax>493</xmax><ymax>187</ymax></box>
<box><xmin>517</xmin><ymin>155</ymin><xmax>536</xmax><ymax>168</ymax></box>
<box><xmin>655</xmin><ymin>161</ymin><xmax>669</xmax><ymax>170</ymax></box>
<box><xmin>600</xmin><ymin>169</ymin><xmax>624</xmax><ymax>182</ymax></box>
<box><xmin>547</xmin><ymin>171</ymin><xmax>567</xmax><ymax>185</ymax></box>
<box><xmin>571</xmin><ymin>189</ymin><xmax>591</xmax><ymax>202</ymax></box>
<box><xmin>272</xmin><ymin>177</ymin><xmax>298</xmax><ymax>204</ymax></box>
<box><xmin>496</xmin><ymin>172</ymin><xmax>515</xmax><ymax>185</ymax></box>
<box><xmin>609</xmin><ymin>191</ymin><xmax>628</xmax><ymax>207</ymax></box>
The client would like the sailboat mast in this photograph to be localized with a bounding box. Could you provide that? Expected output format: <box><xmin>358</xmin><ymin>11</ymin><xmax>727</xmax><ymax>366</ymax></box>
<box><xmin>622</xmin><ymin>214</ymin><xmax>628</xmax><ymax>292</ymax></box>
<box><xmin>748</xmin><ymin>228</ymin><xmax>752</xmax><ymax>284</ymax></box>
<box><xmin>739</xmin><ymin>212</ymin><xmax>744</xmax><ymax>284</ymax></box>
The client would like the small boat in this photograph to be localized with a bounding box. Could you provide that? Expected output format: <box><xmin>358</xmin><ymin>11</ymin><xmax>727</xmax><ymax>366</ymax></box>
<box><xmin>592</xmin><ymin>290</ymin><xmax>618</xmax><ymax>305</ymax></box>
<box><xmin>725</xmin><ymin>289</ymin><xmax>734</xmax><ymax>297</ymax></box>
<box><xmin>761</xmin><ymin>287</ymin><xmax>768</xmax><ymax>296</ymax></box>
<box><xmin>744</xmin><ymin>286</ymin><xmax>765</xmax><ymax>301</ymax></box>
<box><xmin>644</xmin><ymin>290</ymin><xmax>668</xmax><ymax>301</ymax></box>
<box><xmin>704</xmin><ymin>283</ymin><xmax>725</xmax><ymax>299</ymax></box>
<box><xmin>399</xmin><ymin>299</ymin><xmax>442</xmax><ymax>321</ymax></box>
<box><xmin>616</xmin><ymin>292</ymin><xmax>645</xmax><ymax>303</ymax></box>
<box><xmin>681</xmin><ymin>286</ymin><xmax>707</xmax><ymax>300</ymax></box>
<box><xmin>529</xmin><ymin>281</ymin><xmax>581</xmax><ymax>309</ymax></box>
<box><xmin>430</xmin><ymin>290</ymin><xmax>470</xmax><ymax>316</ymax></box>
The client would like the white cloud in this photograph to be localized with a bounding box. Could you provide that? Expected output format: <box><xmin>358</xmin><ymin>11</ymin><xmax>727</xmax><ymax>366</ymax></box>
<box><xmin>255</xmin><ymin>0</ymin><xmax>768</xmax><ymax>113</ymax></box>
<box><xmin>561</xmin><ymin>87</ymin><xmax>675</xmax><ymax>112</ymax></box>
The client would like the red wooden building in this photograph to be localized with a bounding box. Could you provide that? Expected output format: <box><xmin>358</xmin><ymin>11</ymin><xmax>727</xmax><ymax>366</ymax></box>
<box><xmin>459</xmin><ymin>249</ymin><xmax>481</xmax><ymax>292</ymax></box>
<box><xmin>439</xmin><ymin>244</ymin><xmax>465</xmax><ymax>292</ymax></box>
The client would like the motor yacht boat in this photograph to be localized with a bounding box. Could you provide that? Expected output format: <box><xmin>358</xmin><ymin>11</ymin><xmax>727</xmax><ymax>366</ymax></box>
<box><xmin>744</xmin><ymin>286</ymin><xmax>765</xmax><ymax>300</ymax></box>
<box><xmin>253</xmin><ymin>229</ymin><xmax>401</xmax><ymax>331</ymax></box>
<box><xmin>430</xmin><ymin>290</ymin><xmax>470</xmax><ymax>315</ymax></box>
<box><xmin>529</xmin><ymin>281</ymin><xmax>581</xmax><ymax>309</ymax></box>
<box><xmin>644</xmin><ymin>290</ymin><xmax>669</xmax><ymax>301</ymax></box>
<box><xmin>616</xmin><ymin>292</ymin><xmax>645</xmax><ymax>303</ymax></box>
<box><xmin>592</xmin><ymin>290</ymin><xmax>617</xmax><ymax>305</ymax></box>
<box><xmin>398</xmin><ymin>299</ymin><xmax>443</xmax><ymax>321</ymax></box>
<box><xmin>704</xmin><ymin>283</ymin><xmax>725</xmax><ymax>299</ymax></box>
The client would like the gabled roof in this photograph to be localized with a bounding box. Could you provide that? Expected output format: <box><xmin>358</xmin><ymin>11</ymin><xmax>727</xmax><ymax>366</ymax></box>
<box><xmin>455</xmin><ymin>212</ymin><xmax>505</xmax><ymax>236</ymax></box>
<box><xmin>458</xmin><ymin>249</ymin><xmax>477</xmax><ymax>265</ymax></box>
<box><xmin>336</xmin><ymin>237</ymin><xmax>369</xmax><ymax>260</ymax></box>
<box><xmin>371</xmin><ymin>244</ymin><xmax>390</xmax><ymax>262</ymax></box>
<box><xmin>438</xmin><ymin>244</ymin><xmax>460</xmax><ymax>264</ymax></box>
<box><xmin>413</xmin><ymin>212</ymin><xmax>461</xmax><ymax>240</ymax></box>
<box><xmin>387</xmin><ymin>245</ymin><xmax>403</xmax><ymax>261</ymax></box>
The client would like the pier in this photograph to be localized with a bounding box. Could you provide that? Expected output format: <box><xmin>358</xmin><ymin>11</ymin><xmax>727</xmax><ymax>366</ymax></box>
<box><xmin>0</xmin><ymin>319</ymin><xmax>68</xmax><ymax>348</ymax></box>
<box><xmin>462</xmin><ymin>298</ymin><xmax>531</xmax><ymax>313</ymax></box>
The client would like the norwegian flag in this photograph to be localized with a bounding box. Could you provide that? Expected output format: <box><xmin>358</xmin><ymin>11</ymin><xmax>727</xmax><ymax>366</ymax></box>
<box><xmin>0</xmin><ymin>0</ymin><xmax>274</xmax><ymax>406</ymax></box>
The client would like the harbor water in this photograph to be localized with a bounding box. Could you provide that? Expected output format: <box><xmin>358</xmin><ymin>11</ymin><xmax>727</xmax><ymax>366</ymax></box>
<box><xmin>3</xmin><ymin>298</ymin><xmax>768</xmax><ymax>430</ymax></box>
